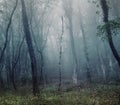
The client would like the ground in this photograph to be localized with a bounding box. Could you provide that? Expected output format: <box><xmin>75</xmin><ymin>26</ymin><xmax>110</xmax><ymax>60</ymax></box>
<box><xmin>0</xmin><ymin>85</ymin><xmax>120</xmax><ymax>105</ymax></box>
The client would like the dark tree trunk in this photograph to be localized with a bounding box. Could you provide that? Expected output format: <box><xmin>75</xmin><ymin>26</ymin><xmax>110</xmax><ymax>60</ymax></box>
<box><xmin>0</xmin><ymin>65</ymin><xmax>4</xmax><ymax>88</ymax></box>
<box><xmin>39</xmin><ymin>51</ymin><xmax>44</xmax><ymax>85</ymax></box>
<box><xmin>11</xmin><ymin>68</ymin><xmax>17</xmax><ymax>90</ymax></box>
<box><xmin>58</xmin><ymin>17</ymin><xmax>64</xmax><ymax>91</ymax></box>
<box><xmin>100</xmin><ymin>0</ymin><xmax>120</xmax><ymax>67</ymax></box>
<box><xmin>5</xmin><ymin>45</ymin><xmax>11</xmax><ymax>87</ymax></box>
<box><xmin>21</xmin><ymin>0</ymin><xmax>39</xmax><ymax>95</ymax></box>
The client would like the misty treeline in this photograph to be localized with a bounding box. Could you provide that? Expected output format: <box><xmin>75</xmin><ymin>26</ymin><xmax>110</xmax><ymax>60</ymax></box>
<box><xmin>0</xmin><ymin>0</ymin><xmax>120</xmax><ymax>95</ymax></box>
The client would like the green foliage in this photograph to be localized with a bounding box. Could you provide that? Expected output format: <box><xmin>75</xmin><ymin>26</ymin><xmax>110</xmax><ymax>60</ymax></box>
<box><xmin>0</xmin><ymin>85</ymin><xmax>120</xmax><ymax>105</ymax></box>
<box><xmin>97</xmin><ymin>18</ymin><xmax>120</xmax><ymax>40</ymax></box>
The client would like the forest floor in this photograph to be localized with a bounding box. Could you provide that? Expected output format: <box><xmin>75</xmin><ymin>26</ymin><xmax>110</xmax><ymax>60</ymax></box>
<box><xmin>0</xmin><ymin>84</ymin><xmax>120</xmax><ymax>105</ymax></box>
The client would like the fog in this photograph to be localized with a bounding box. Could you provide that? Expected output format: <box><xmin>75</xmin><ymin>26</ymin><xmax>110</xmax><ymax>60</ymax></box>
<box><xmin>0</xmin><ymin>0</ymin><xmax>120</xmax><ymax>96</ymax></box>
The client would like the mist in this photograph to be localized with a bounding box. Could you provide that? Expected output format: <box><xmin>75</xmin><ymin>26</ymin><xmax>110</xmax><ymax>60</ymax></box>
<box><xmin>0</xmin><ymin>0</ymin><xmax>120</xmax><ymax>104</ymax></box>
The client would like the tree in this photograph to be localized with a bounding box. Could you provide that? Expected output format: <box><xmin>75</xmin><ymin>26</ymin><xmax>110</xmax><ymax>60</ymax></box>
<box><xmin>21</xmin><ymin>0</ymin><xmax>39</xmax><ymax>95</ymax></box>
<box><xmin>63</xmin><ymin>0</ymin><xmax>78</xmax><ymax>85</ymax></box>
<box><xmin>29</xmin><ymin>0</ymin><xmax>52</xmax><ymax>86</ymax></box>
<box><xmin>78</xmin><ymin>6</ymin><xmax>92</xmax><ymax>84</ymax></box>
<box><xmin>58</xmin><ymin>16</ymin><xmax>64</xmax><ymax>91</ymax></box>
<box><xmin>100</xmin><ymin>0</ymin><xmax>120</xmax><ymax>67</ymax></box>
<box><xmin>0</xmin><ymin>0</ymin><xmax>18</xmax><ymax>88</ymax></box>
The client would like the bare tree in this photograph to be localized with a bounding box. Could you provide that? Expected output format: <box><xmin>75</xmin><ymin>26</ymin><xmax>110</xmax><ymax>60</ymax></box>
<box><xmin>78</xmin><ymin>6</ymin><xmax>92</xmax><ymax>84</ymax></box>
<box><xmin>29</xmin><ymin>0</ymin><xmax>52</xmax><ymax>86</ymax></box>
<box><xmin>21</xmin><ymin>0</ymin><xmax>39</xmax><ymax>95</ymax></box>
<box><xmin>0</xmin><ymin>0</ymin><xmax>18</xmax><ymax>88</ymax></box>
<box><xmin>58</xmin><ymin>16</ymin><xmax>64</xmax><ymax>91</ymax></box>
<box><xmin>63</xmin><ymin>0</ymin><xmax>78</xmax><ymax>85</ymax></box>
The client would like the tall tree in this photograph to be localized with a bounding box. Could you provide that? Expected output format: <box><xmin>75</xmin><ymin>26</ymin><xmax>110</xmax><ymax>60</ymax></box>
<box><xmin>29</xmin><ymin>0</ymin><xmax>51</xmax><ymax>86</ymax></box>
<box><xmin>58</xmin><ymin>16</ymin><xmax>64</xmax><ymax>91</ymax></box>
<box><xmin>100</xmin><ymin>0</ymin><xmax>120</xmax><ymax>67</ymax></box>
<box><xmin>0</xmin><ymin>0</ymin><xmax>18</xmax><ymax>88</ymax></box>
<box><xmin>63</xmin><ymin>0</ymin><xmax>78</xmax><ymax>85</ymax></box>
<box><xmin>21</xmin><ymin>0</ymin><xmax>39</xmax><ymax>95</ymax></box>
<box><xmin>78</xmin><ymin>7</ymin><xmax>92</xmax><ymax>84</ymax></box>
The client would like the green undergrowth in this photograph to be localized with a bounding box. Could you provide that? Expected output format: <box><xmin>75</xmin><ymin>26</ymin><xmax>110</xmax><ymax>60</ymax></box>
<box><xmin>0</xmin><ymin>85</ymin><xmax>120</xmax><ymax>105</ymax></box>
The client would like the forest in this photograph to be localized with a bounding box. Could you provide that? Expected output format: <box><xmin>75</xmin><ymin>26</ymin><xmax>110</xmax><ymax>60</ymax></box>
<box><xmin>0</xmin><ymin>0</ymin><xmax>120</xmax><ymax>105</ymax></box>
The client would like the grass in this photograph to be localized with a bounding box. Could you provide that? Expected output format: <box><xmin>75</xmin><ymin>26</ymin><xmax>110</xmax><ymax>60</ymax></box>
<box><xmin>0</xmin><ymin>85</ymin><xmax>120</xmax><ymax>105</ymax></box>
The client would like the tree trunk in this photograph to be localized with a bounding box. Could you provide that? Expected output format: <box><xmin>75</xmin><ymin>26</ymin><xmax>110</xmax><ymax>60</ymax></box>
<box><xmin>39</xmin><ymin>51</ymin><xmax>44</xmax><ymax>85</ymax></box>
<box><xmin>0</xmin><ymin>65</ymin><xmax>4</xmax><ymax>88</ymax></box>
<box><xmin>69</xmin><ymin>16</ymin><xmax>78</xmax><ymax>85</ymax></box>
<box><xmin>58</xmin><ymin>17</ymin><xmax>64</xmax><ymax>91</ymax></box>
<box><xmin>21</xmin><ymin>0</ymin><xmax>39</xmax><ymax>95</ymax></box>
<box><xmin>78</xmin><ymin>9</ymin><xmax>91</xmax><ymax>83</ymax></box>
<box><xmin>63</xmin><ymin>0</ymin><xmax>78</xmax><ymax>85</ymax></box>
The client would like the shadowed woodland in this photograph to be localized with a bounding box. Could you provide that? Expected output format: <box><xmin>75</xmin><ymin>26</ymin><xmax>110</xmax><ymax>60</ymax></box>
<box><xmin>0</xmin><ymin>0</ymin><xmax>120</xmax><ymax>105</ymax></box>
